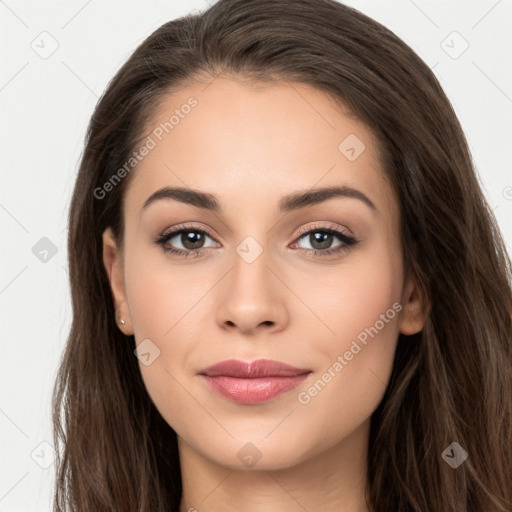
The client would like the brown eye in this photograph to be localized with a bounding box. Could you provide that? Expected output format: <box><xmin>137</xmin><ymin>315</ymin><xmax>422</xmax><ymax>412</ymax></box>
<box><xmin>292</xmin><ymin>225</ymin><xmax>359</xmax><ymax>257</ymax></box>
<box><xmin>154</xmin><ymin>226</ymin><xmax>219</xmax><ymax>257</ymax></box>
<box><xmin>178</xmin><ymin>231</ymin><xmax>206</xmax><ymax>250</ymax></box>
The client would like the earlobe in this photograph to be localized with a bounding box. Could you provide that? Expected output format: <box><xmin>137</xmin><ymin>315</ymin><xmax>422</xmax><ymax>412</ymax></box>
<box><xmin>102</xmin><ymin>228</ymin><xmax>133</xmax><ymax>335</ymax></box>
<box><xmin>399</xmin><ymin>274</ymin><xmax>430</xmax><ymax>336</ymax></box>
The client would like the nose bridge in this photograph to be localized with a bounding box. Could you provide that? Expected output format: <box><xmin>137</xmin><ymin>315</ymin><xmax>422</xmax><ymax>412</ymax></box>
<box><xmin>229</xmin><ymin>233</ymin><xmax>274</xmax><ymax>299</ymax></box>
<box><xmin>214</xmin><ymin>232</ymin><xmax>287</xmax><ymax>333</ymax></box>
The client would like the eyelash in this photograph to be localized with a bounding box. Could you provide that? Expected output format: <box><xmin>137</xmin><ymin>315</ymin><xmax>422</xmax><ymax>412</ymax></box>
<box><xmin>153</xmin><ymin>223</ymin><xmax>359</xmax><ymax>259</ymax></box>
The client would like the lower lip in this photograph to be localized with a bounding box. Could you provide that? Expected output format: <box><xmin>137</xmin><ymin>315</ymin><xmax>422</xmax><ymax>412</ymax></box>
<box><xmin>200</xmin><ymin>374</ymin><xmax>310</xmax><ymax>404</ymax></box>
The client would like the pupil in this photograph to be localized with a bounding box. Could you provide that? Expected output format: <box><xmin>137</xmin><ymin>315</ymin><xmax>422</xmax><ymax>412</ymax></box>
<box><xmin>311</xmin><ymin>232</ymin><xmax>332</xmax><ymax>250</ymax></box>
<box><xmin>183</xmin><ymin>231</ymin><xmax>203</xmax><ymax>249</ymax></box>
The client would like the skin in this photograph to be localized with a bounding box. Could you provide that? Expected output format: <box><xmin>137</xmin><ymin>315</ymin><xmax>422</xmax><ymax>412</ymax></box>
<box><xmin>102</xmin><ymin>76</ymin><xmax>428</xmax><ymax>512</ymax></box>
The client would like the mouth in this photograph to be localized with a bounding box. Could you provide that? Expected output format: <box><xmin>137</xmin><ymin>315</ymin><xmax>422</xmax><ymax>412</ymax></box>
<box><xmin>198</xmin><ymin>359</ymin><xmax>312</xmax><ymax>405</ymax></box>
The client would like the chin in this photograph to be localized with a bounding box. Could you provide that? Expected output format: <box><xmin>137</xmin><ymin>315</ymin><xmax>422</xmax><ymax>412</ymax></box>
<box><xmin>192</xmin><ymin>432</ymin><xmax>313</xmax><ymax>471</ymax></box>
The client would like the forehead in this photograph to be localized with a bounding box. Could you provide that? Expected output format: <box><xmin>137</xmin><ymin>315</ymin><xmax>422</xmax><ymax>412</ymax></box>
<box><xmin>124</xmin><ymin>76</ymin><xmax>398</xmax><ymax>225</ymax></box>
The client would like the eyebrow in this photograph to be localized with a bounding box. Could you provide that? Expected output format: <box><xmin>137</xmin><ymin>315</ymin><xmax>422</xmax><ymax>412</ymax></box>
<box><xmin>142</xmin><ymin>185</ymin><xmax>377</xmax><ymax>214</ymax></box>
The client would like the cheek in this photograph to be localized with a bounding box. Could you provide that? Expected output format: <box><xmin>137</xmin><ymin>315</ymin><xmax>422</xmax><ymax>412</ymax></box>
<box><xmin>299</xmin><ymin>236</ymin><xmax>402</xmax><ymax>358</ymax></box>
<box><xmin>294</xmin><ymin>244</ymin><xmax>402</xmax><ymax>437</ymax></box>
<box><xmin>123</xmin><ymin>255</ymin><xmax>203</xmax><ymax>436</ymax></box>
<box><xmin>123</xmin><ymin>244</ymin><xmax>228</xmax><ymax>414</ymax></box>
<box><xmin>330</xmin><ymin>243</ymin><xmax>401</xmax><ymax>374</ymax></box>
<box><xmin>124</xmin><ymin>243</ymin><xmax>207</xmax><ymax>340</ymax></box>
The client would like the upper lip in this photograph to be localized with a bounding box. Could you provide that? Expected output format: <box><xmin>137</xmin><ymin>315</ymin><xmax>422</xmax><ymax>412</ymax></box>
<box><xmin>199</xmin><ymin>359</ymin><xmax>311</xmax><ymax>378</ymax></box>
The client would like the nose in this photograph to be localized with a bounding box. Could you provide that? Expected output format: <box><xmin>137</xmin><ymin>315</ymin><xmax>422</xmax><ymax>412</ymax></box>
<box><xmin>215</xmin><ymin>249</ymin><xmax>288</xmax><ymax>335</ymax></box>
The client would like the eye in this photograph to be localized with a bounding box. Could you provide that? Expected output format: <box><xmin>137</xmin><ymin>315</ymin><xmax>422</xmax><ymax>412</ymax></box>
<box><xmin>291</xmin><ymin>224</ymin><xmax>359</xmax><ymax>257</ymax></box>
<box><xmin>153</xmin><ymin>224</ymin><xmax>219</xmax><ymax>258</ymax></box>
<box><xmin>153</xmin><ymin>222</ymin><xmax>359</xmax><ymax>259</ymax></box>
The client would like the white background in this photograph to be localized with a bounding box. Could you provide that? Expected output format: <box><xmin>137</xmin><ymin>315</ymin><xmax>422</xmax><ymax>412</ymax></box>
<box><xmin>0</xmin><ymin>0</ymin><xmax>511</xmax><ymax>510</ymax></box>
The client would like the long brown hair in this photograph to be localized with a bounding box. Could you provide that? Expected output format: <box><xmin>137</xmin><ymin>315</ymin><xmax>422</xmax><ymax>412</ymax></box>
<box><xmin>52</xmin><ymin>0</ymin><xmax>512</xmax><ymax>510</ymax></box>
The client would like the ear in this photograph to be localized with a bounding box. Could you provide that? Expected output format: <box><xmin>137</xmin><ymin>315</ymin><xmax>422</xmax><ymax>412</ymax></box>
<box><xmin>399</xmin><ymin>273</ymin><xmax>430</xmax><ymax>336</ymax></box>
<box><xmin>102</xmin><ymin>227</ymin><xmax>133</xmax><ymax>335</ymax></box>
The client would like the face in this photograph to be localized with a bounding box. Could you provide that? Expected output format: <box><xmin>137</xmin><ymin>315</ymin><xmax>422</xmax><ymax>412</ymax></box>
<box><xmin>103</xmin><ymin>76</ymin><xmax>426</xmax><ymax>470</ymax></box>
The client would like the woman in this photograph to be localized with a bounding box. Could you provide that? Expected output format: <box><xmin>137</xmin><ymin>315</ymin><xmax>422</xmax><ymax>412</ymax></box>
<box><xmin>52</xmin><ymin>0</ymin><xmax>512</xmax><ymax>510</ymax></box>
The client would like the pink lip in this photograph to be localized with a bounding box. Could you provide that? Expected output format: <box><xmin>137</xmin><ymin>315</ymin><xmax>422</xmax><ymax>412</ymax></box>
<box><xmin>198</xmin><ymin>359</ymin><xmax>312</xmax><ymax>405</ymax></box>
